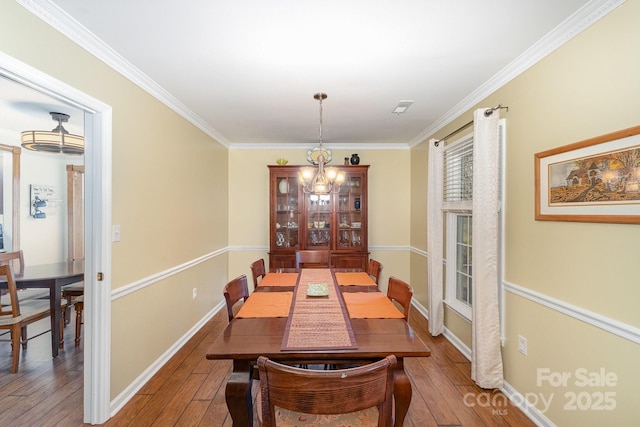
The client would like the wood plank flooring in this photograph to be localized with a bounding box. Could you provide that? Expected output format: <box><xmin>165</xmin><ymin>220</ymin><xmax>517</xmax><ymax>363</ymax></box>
<box><xmin>0</xmin><ymin>306</ymin><xmax>536</xmax><ymax>426</ymax></box>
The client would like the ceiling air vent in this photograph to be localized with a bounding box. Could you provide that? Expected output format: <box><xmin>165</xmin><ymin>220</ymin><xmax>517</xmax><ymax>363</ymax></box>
<box><xmin>392</xmin><ymin>100</ymin><xmax>414</xmax><ymax>114</ymax></box>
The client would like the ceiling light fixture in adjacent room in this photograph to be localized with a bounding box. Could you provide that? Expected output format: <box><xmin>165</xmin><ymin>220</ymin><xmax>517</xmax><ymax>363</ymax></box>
<box><xmin>21</xmin><ymin>112</ymin><xmax>84</xmax><ymax>155</ymax></box>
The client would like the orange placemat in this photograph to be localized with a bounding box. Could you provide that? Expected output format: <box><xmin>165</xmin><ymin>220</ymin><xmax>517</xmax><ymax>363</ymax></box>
<box><xmin>343</xmin><ymin>292</ymin><xmax>405</xmax><ymax>319</ymax></box>
<box><xmin>258</xmin><ymin>272</ymin><xmax>299</xmax><ymax>287</ymax></box>
<box><xmin>236</xmin><ymin>291</ymin><xmax>293</xmax><ymax>318</ymax></box>
<box><xmin>335</xmin><ymin>272</ymin><xmax>376</xmax><ymax>286</ymax></box>
<box><xmin>281</xmin><ymin>269</ymin><xmax>357</xmax><ymax>351</ymax></box>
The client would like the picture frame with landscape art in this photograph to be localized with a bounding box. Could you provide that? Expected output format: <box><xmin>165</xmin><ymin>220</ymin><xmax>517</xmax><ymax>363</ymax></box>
<box><xmin>535</xmin><ymin>125</ymin><xmax>640</xmax><ymax>224</ymax></box>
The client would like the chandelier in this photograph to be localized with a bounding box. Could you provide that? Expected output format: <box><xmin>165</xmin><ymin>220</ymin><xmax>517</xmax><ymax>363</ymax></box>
<box><xmin>21</xmin><ymin>112</ymin><xmax>84</xmax><ymax>155</ymax></box>
<box><xmin>299</xmin><ymin>93</ymin><xmax>345</xmax><ymax>194</ymax></box>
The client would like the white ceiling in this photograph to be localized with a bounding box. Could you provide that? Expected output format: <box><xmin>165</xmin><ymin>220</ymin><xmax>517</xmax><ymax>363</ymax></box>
<box><xmin>4</xmin><ymin>0</ymin><xmax>601</xmax><ymax>147</ymax></box>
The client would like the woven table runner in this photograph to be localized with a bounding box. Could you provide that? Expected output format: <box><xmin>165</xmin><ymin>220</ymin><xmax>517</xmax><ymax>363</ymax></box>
<box><xmin>281</xmin><ymin>269</ymin><xmax>357</xmax><ymax>351</ymax></box>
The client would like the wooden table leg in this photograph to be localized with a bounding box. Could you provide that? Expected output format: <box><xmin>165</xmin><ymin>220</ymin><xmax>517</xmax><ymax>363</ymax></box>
<box><xmin>50</xmin><ymin>279</ymin><xmax>61</xmax><ymax>357</ymax></box>
<box><xmin>393</xmin><ymin>358</ymin><xmax>412</xmax><ymax>427</ymax></box>
<box><xmin>225</xmin><ymin>360</ymin><xmax>253</xmax><ymax>427</ymax></box>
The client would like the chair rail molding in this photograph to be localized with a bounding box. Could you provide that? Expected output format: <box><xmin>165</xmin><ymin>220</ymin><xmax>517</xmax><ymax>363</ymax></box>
<box><xmin>503</xmin><ymin>280</ymin><xmax>640</xmax><ymax>345</ymax></box>
<box><xmin>111</xmin><ymin>247</ymin><xmax>229</xmax><ymax>300</ymax></box>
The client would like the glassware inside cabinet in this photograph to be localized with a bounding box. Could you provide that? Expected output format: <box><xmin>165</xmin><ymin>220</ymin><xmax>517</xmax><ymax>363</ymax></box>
<box><xmin>351</xmin><ymin>230</ymin><xmax>361</xmax><ymax>247</ymax></box>
<box><xmin>306</xmin><ymin>193</ymin><xmax>330</xmax><ymax>248</ymax></box>
<box><xmin>275</xmin><ymin>176</ymin><xmax>298</xmax><ymax>248</ymax></box>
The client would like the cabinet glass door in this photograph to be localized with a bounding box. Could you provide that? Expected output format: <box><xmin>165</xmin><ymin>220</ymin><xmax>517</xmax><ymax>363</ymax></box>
<box><xmin>337</xmin><ymin>176</ymin><xmax>363</xmax><ymax>249</ymax></box>
<box><xmin>274</xmin><ymin>176</ymin><xmax>299</xmax><ymax>249</ymax></box>
<box><xmin>305</xmin><ymin>193</ymin><xmax>331</xmax><ymax>249</ymax></box>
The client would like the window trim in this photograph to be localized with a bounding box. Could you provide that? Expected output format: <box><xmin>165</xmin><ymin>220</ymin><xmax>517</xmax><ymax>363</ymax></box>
<box><xmin>444</xmin><ymin>211</ymin><xmax>473</xmax><ymax>320</ymax></box>
<box><xmin>442</xmin><ymin>132</ymin><xmax>474</xmax><ymax>321</ymax></box>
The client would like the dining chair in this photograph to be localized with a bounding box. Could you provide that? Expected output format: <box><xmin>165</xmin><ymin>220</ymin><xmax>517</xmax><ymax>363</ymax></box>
<box><xmin>367</xmin><ymin>259</ymin><xmax>383</xmax><ymax>285</ymax></box>
<box><xmin>257</xmin><ymin>354</ymin><xmax>397</xmax><ymax>427</ymax></box>
<box><xmin>0</xmin><ymin>250</ymin><xmax>24</xmax><ymax>275</ymax></box>
<box><xmin>0</xmin><ymin>250</ymin><xmax>51</xmax><ymax>349</ymax></box>
<box><xmin>0</xmin><ymin>264</ymin><xmax>65</xmax><ymax>373</ymax></box>
<box><xmin>295</xmin><ymin>250</ymin><xmax>330</xmax><ymax>270</ymax></box>
<box><xmin>62</xmin><ymin>281</ymin><xmax>84</xmax><ymax>325</ymax></box>
<box><xmin>0</xmin><ymin>250</ymin><xmax>48</xmax><ymax>303</ymax></box>
<box><xmin>73</xmin><ymin>295</ymin><xmax>84</xmax><ymax>346</ymax></box>
<box><xmin>387</xmin><ymin>276</ymin><xmax>413</xmax><ymax>321</ymax></box>
<box><xmin>249</xmin><ymin>258</ymin><xmax>266</xmax><ymax>290</ymax></box>
<box><xmin>223</xmin><ymin>274</ymin><xmax>249</xmax><ymax>322</ymax></box>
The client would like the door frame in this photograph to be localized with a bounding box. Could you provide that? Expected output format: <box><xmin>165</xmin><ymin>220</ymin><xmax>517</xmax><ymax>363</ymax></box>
<box><xmin>0</xmin><ymin>51</ymin><xmax>112</xmax><ymax>424</ymax></box>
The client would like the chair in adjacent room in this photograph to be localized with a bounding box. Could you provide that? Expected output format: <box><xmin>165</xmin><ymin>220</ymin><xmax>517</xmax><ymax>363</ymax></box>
<box><xmin>62</xmin><ymin>281</ymin><xmax>84</xmax><ymax>325</ymax></box>
<box><xmin>257</xmin><ymin>354</ymin><xmax>397</xmax><ymax>427</ymax></box>
<box><xmin>367</xmin><ymin>258</ymin><xmax>383</xmax><ymax>285</ymax></box>
<box><xmin>387</xmin><ymin>276</ymin><xmax>413</xmax><ymax>321</ymax></box>
<box><xmin>0</xmin><ymin>264</ymin><xmax>64</xmax><ymax>373</ymax></box>
<box><xmin>223</xmin><ymin>274</ymin><xmax>250</xmax><ymax>322</ymax></box>
<box><xmin>0</xmin><ymin>250</ymin><xmax>57</xmax><ymax>350</ymax></box>
<box><xmin>295</xmin><ymin>250</ymin><xmax>330</xmax><ymax>270</ymax></box>
<box><xmin>249</xmin><ymin>258</ymin><xmax>266</xmax><ymax>290</ymax></box>
<box><xmin>73</xmin><ymin>295</ymin><xmax>84</xmax><ymax>346</ymax></box>
<box><xmin>0</xmin><ymin>250</ymin><xmax>24</xmax><ymax>275</ymax></box>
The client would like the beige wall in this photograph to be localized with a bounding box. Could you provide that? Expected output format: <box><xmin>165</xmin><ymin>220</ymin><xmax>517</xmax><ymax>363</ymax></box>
<box><xmin>0</xmin><ymin>2</ymin><xmax>229</xmax><ymax>399</ymax></box>
<box><xmin>410</xmin><ymin>137</ymin><xmax>428</xmax><ymax>305</ymax></box>
<box><xmin>228</xmin><ymin>148</ymin><xmax>412</xmax><ymax>293</ymax></box>
<box><xmin>414</xmin><ymin>1</ymin><xmax>640</xmax><ymax>424</ymax></box>
<box><xmin>3</xmin><ymin>0</ymin><xmax>638</xmax><ymax>424</ymax></box>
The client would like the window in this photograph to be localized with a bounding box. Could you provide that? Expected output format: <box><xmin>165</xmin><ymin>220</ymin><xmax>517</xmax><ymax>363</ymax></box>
<box><xmin>443</xmin><ymin>135</ymin><xmax>473</xmax><ymax>319</ymax></box>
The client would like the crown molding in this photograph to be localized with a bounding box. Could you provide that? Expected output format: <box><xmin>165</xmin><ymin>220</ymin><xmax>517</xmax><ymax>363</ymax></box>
<box><xmin>409</xmin><ymin>0</ymin><xmax>625</xmax><ymax>147</ymax></box>
<box><xmin>229</xmin><ymin>142</ymin><xmax>410</xmax><ymax>150</ymax></box>
<box><xmin>20</xmin><ymin>0</ymin><xmax>624</xmax><ymax>151</ymax></box>
<box><xmin>19</xmin><ymin>0</ymin><xmax>232</xmax><ymax>148</ymax></box>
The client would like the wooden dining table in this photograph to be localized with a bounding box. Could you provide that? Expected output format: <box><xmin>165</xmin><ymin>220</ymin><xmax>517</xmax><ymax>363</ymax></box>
<box><xmin>206</xmin><ymin>268</ymin><xmax>431</xmax><ymax>427</ymax></box>
<box><xmin>0</xmin><ymin>260</ymin><xmax>84</xmax><ymax>357</ymax></box>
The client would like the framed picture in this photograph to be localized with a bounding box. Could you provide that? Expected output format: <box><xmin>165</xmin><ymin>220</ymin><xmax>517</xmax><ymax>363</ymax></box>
<box><xmin>535</xmin><ymin>125</ymin><xmax>640</xmax><ymax>224</ymax></box>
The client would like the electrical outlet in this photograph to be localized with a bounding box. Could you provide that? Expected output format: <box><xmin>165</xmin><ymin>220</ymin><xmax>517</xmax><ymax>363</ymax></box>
<box><xmin>192</xmin><ymin>288</ymin><xmax>197</xmax><ymax>300</ymax></box>
<box><xmin>518</xmin><ymin>335</ymin><xmax>528</xmax><ymax>355</ymax></box>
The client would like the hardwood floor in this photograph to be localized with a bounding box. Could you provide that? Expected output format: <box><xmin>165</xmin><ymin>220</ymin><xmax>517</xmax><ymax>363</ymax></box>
<box><xmin>0</xmin><ymin>308</ymin><xmax>84</xmax><ymax>426</ymax></box>
<box><xmin>0</xmin><ymin>306</ymin><xmax>536</xmax><ymax>426</ymax></box>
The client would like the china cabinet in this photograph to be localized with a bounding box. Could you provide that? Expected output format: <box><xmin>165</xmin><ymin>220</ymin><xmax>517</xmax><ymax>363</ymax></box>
<box><xmin>268</xmin><ymin>165</ymin><xmax>369</xmax><ymax>270</ymax></box>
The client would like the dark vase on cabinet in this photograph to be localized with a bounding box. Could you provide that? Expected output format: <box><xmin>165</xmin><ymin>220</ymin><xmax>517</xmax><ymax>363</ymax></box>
<box><xmin>268</xmin><ymin>164</ymin><xmax>369</xmax><ymax>270</ymax></box>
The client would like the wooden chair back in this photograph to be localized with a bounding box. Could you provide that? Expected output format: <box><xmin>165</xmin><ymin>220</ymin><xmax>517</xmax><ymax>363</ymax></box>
<box><xmin>0</xmin><ymin>250</ymin><xmax>24</xmax><ymax>275</ymax></box>
<box><xmin>295</xmin><ymin>250</ymin><xmax>329</xmax><ymax>270</ymax></box>
<box><xmin>249</xmin><ymin>258</ymin><xmax>266</xmax><ymax>290</ymax></box>
<box><xmin>0</xmin><ymin>264</ymin><xmax>64</xmax><ymax>373</ymax></box>
<box><xmin>257</xmin><ymin>355</ymin><xmax>397</xmax><ymax>427</ymax></box>
<box><xmin>367</xmin><ymin>259</ymin><xmax>383</xmax><ymax>285</ymax></box>
<box><xmin>387</xmin><ymin>276</ymin><xmax>413</xmax><ymax>321</ymax></box>
<box><xmin>223</xmin><ymin>274</ymin><xmax>249</xmax><ymax>321</ymax></box>
<box><xmin>0</xmin><ymin>264</ymin><xmax>20</xmax><ymax>317</ymax></box>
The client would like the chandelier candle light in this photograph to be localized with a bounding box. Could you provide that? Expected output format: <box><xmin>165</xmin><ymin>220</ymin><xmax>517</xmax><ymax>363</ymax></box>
<box><xmin>299</xmin><ymin>93</ymin><xmax>345</xmax><ymax>195</ymax></box>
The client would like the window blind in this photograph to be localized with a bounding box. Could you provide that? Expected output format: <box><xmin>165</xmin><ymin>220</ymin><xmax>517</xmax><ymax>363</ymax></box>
<box><xmin>443</xmin><ymin>136</ymin><xmax>473</xmax><ymax>207</ymax></box>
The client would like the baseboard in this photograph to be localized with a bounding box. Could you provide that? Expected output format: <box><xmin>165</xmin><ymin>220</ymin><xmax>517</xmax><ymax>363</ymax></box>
<box><xmin>501</xmin><ymin>381</ymin><xmax>555</xmax><ymax>427</ymax></box>
<box><xmin>413</xmin><ymin>299</ymin><xmax>550</xmax><ymax>426</ymax></box>
<box><xmin>442</xmin><ymin>327</ymin><xmax>472</xmax><ymax>360</ymax></box>
<box><xmin>109</xmin><ymin>301</ymin><xmax>225</xmax><ymax>416</ymax></box>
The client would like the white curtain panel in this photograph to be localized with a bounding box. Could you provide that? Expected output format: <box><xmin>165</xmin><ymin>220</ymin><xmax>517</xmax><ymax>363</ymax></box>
<box><xmin>471</xmin><ymin>108</ymin><xmax>504</xmax><ymax>389</ymax></box>
<box><xmin>427</xmin><ymin>138</ymin><xmax>444</xmax><ymax>336</ymax></box>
